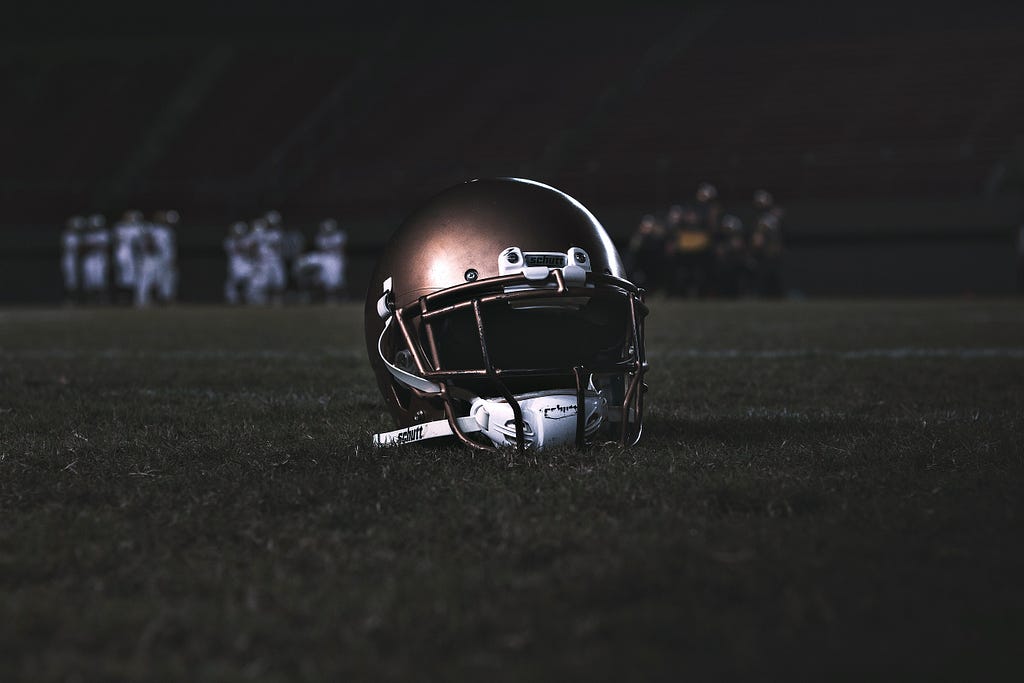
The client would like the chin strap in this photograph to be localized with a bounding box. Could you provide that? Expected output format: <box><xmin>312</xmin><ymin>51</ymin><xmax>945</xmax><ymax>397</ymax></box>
<box><xmin>373</xmin><ymin>391</ymin><xmax>607</xmax><ymax>449</ymax></box>
<box><xmin>373</xmin><ymin>415</ymin><xmax>483</xmax><ymax>447</ymax></box>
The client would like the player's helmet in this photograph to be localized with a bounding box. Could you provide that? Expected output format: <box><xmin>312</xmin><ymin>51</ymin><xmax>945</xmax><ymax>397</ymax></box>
<box><xmin>696</xmin><ymin>182</ymin><xmax>718</xmax><ymax>202</ymax></box>
<box><xmin>67</xmin><ymin>215</ymin><xmax>87</xmax><ymax>231</ymax></box>
<box><xmin>721</xmin><ymin>214</ymin><xmax>743</xmax><ymax>233</ymax></box>
<box><xmin>753</xmin><ymin>189</ymin><xmax>774</xmax><ymax>210</ymax></box>
<box><xmin>164</xmin><ymin>210</ymin><xmax>180</xmax><ymax>226</ymax></box>
<box><xmin>251</xmin><ymin>218</ymin><xmax>268</xmax><ymax>233</ymax></box>
<box><xmin>88</xmin><ymin>213</ymin><xmax>105</xmax><ymax>229</ymax></box>
<box><xmin>364</xmin><ymin>178</ymin><xmax>648</xmax><ymax>451</ymax></box>
<box><xmin>639</xmin><ymin>214</ymin><xmax>658</xmax><ymax>234</ymax></box>
<box><xmin>666</xmin><ymin>204</ymin><xmax>684</xmax><ymax>225</ymax></box>
<box><xmin>230</xmin><ymin>221</ymin><xmax>248</xmax><ymax>237</ymax></box>
<box><xmin>265</xmin><ymin>210</ymin><xmax>282</xmax><ymax>227</ymax></box>
<box><xmin>320</xmin><ymin>218</ymin><xmax>338</xmax><ymax>233</ymax></box>
<box><xmin>757</xmin><ymin>212</ymin><xmax>779</xmax><ymax>232</ymax></box>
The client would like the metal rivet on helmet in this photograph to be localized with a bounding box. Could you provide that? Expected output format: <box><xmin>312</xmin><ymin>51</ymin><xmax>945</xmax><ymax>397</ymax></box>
<box><xmin>395</xmin><ymin>349</ymin><xmax>414</xmax><ymax>371</ymax></box>
<box><xmin>464</xmin><ymin>269</ymin><xmax>479</xmax><ymax>282</ymax></box>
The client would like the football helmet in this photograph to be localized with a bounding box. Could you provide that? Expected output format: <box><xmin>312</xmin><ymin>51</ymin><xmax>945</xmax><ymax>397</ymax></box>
<box><xmin>666</xmin><ymin>204</ymin><xmax>684</xmax><ymax>226</ymax></box>
<box><xmin>696</xmin><ymin>182</ymin><xmax>718</xmax><ymax>203</ymax></box>
<box><xmin>753</xmin><ymin>189</ymin><xmax>774</xmax><ymax>211</ymax></box>
<box><xmin>364</xmin><ymin>178</ymin><xmax>648</xmax><ymax>451</ymax></box>
<box><xmin>720</xmin><ymin>214</ymin><xmax>743</xmax><ymax>234</ymax></box>
<box><xmin>757</xmin><ymin>212</ymin><xmax>780</xmax><ymax>232</ymax></box>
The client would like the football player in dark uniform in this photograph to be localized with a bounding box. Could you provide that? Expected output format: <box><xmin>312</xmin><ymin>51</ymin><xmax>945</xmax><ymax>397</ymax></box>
<box><xmin>713</xmin><ymin>214</ymin><xmax>747</xmax><ymax>298</ymax></box>
<box><xmin>626</xmin><ymin>213</ymin><xmax>667</xmax><ymax>295</ymax></box>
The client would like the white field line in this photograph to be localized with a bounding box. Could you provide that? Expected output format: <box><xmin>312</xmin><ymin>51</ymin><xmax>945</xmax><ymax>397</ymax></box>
<box><xmin>0</xmin><ymin>348</ymin><xmax>365</xmax><ymax>361</ymax></box>
<box><xmin>96</xmin><ymin>387</ymin><xmax>379</xmax><ymax>403</ymax></box>
<box><xmin>1</xmin><ymin>347</ymin><xmax>1023</xmax><ymax>361</ymax></box>
<box><xmin>652</xmin><ymin>347</ymin><xmax>1024</xmax><ymax>360</ymax></box>
<box><xmin>658</xmin><ymin>406</ymin><xmax>1009</xmax><ymax>422</ymax></box>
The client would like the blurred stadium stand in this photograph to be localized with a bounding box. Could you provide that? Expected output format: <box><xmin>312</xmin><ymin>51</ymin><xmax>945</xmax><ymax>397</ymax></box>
<box><xmin>1</xmin><ymin>2</ymin><xmax>1023</xmax><ymax>301</ymax></box>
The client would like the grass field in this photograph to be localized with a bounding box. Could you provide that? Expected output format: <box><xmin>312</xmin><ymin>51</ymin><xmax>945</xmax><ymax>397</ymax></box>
<box><xmin>1</xmin><ymin>300</ymin><xmax>1022</xmax><ymax>681</ymax></box>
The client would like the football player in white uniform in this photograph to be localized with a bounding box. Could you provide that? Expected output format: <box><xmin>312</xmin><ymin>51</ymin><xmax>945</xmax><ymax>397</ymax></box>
<box><xmin>81</xmin><ymin>214</ymin><xmax>110</xmax><ymax>302</ymax></box>
<box><xmin>315</xmin><ymin>218</ymin><xmax>347</xmax><ymax>301</ymax></box>
<box><xmin>61</xmin><ymin>215</ymin><xmax>85</xmax><ymax>304</ymax></box>
<box><xmin>261</xmin><ymin>210</ymin><xmax>287</xmax><ymax>304</ymax></box>
<box><xmin>135</xmin><ymin>210</ymin><xmax>179</xmax><ymax>307</ymax></box>
<box><xmin>245</xmin><ymin>218</ymin><xmax>271</xmax><ymax>305</ymax></box>
<box><xmin>223</xmin><ymin>221</ymin><xmax>252</xmax><ymax>304</ymax></box>
<box><xmin>112</xmin><ymin>210</ymin><xmax>145</xmax><ymax>304</ymax></box>
<box><xmin>292</xmin><ymin>218</ymin><xmax>347</xmax><ymax>303</ymax></box>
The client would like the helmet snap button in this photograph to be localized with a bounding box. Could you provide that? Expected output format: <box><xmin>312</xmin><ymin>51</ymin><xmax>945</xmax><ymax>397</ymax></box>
<box><xmin>506</xmin><ymin>252</ymin><xmax>519</xmax><ymax>264</ymax></box>
<box><xmin>464</xmin><ymin>269</ymin><xmax>479</xmax><ymax>282</ymax></box>
<box><xmin>395</xmin><ymin>350</ymin><xmax>414</xmax><ymax>371</ymax></box>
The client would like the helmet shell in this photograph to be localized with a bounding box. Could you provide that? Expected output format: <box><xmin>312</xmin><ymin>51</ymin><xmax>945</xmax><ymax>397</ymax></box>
<box><xmin>370</xmin><ymin>178</ymin><xmax>623</xmax><ymax>308</ymax></box>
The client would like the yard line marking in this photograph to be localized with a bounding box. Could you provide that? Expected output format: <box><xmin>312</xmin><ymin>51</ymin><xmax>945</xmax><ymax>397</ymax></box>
<box><xmin>2</xmin><ymin>347</ymin><xmax>1024</xmax><ymax>361</ymax></box>
<box><xmin>652</xmin><ymin>347</ymin><xmax>1024</xmax><ymax>360</ymax></box>
<box><xmin>837</xmin><ymin>348</ymin><xmax>1024</xmax><ymax>359</ymax></box>
<box><xmin>0</xmin><ymin>348</ymin><xmax>365</xmax><ymax>360</ymax></box>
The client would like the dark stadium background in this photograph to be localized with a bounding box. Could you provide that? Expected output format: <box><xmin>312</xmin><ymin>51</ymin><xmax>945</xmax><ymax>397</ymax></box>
<box><xmin>1</xmin><ymin>1</ymin><xmax>1023</xmax><ymax>302</ymax></box>
<box><xmin>3</xmin><ymin>4</ymin><xmax>1024</xmax><ymax>681</ymax></box>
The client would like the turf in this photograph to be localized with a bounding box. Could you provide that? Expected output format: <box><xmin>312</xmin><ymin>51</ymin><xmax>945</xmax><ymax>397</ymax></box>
<box><xmin>1</xmin><ymin>300</ymin><xmax>1022</xmax><ymax>681</ymax></box>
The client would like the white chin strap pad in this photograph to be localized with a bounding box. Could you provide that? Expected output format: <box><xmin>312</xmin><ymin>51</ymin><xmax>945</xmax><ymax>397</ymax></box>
<box><xmin>469</xmin><ymin>391</ymin><xmax>606</xmax><ymax>449</ymax></box>
<box><xmin>372</xmin><ymin>391</ymin><xmax>607</xmax><ymax>449</ymax></box>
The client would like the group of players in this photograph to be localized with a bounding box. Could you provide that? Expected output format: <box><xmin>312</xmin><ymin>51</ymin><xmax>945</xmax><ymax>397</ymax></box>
<box><xmin>63</xmin><ymin>186</ymin><xmax>780</xmax><ymax>305</ymax></box>
<box><xmin>223</xmin><ymin>211</ymin><xmax>348</xmax><ymax>305</ymax></box>
<box><xmin>625</xmin><ymin>183</ymin><xmax>785</xmax><ymax>298</ymax></box>
<box><xmin>61</xmin><ymin>210</ymin><xmax>179</xmax><ymax>307</ymax></box>
<box><xmin>61</xmin><ymin>208</ymin><xmax>348</xmax><ymax>307</ymax></box>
